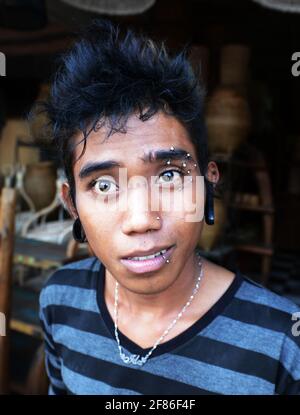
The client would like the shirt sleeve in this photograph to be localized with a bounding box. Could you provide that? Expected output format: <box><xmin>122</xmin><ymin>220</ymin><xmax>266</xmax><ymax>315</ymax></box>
<box><xmin>39</xmin><ymin>288</ymin><xmax>67</xmax><ymax>395</ymax></box>
<box><xmin>275</xmin><ymin>312</ymin><xmax>300</xmax><ymax>395</ymax></box>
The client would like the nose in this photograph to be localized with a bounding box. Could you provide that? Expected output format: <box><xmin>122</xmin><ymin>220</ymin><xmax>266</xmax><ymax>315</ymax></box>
<box><xmin>121</xmin><ymin>181</ymin><xmax>161</xmax><ymax>235</ymax></box>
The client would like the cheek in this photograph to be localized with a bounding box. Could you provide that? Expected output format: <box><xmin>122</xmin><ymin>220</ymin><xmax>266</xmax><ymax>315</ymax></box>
<box><xmin>162</xmin><ymin>183</ymin><xmax>204</xmax><ymax>223</ymax></box>
<box><xmin>177</xmin><ymin>221</ymin><xmax>203</xmax><ymax>245</ymax></box>
<box><xmin>76</xmin><ymin>193</ymin><xmax>119</xmax><ymax>240</ymax></box>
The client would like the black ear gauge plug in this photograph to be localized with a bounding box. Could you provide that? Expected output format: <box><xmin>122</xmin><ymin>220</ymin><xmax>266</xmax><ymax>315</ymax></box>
<box><xmin>204</xmin><ymin>180</ymin><xmax>215</xmax><ymax>225</ymax></box>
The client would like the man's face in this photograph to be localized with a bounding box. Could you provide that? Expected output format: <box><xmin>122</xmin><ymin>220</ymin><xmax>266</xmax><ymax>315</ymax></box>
<box><xmin>66</xmin><ymin>111</ymin><xmax>206</xmax><ymax>295</ymax></box>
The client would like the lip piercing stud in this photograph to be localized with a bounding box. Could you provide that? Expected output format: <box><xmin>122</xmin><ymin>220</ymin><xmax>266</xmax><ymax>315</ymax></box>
<box><xmin>156</xmin><ymin>216</ymin><xmax>160</xmax><ymax>220</ymax></box>
<box><xmin>187</xmin><ymin>170</ymin><xmax>191</xmax><ymax>174</ymax></box>
<box><xmin>161</xmin><ymin>251</ymin><xmax>170</xmax><ymax>263</ymax></box>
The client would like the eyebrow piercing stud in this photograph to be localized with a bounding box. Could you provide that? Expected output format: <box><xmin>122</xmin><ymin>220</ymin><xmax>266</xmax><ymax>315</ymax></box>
<box><xmin>166</xmin><ymin>159</ymin><xmax>171</xmax><ymax>165</ymax></box>
<box><xmin>170</xmin><ymin>146</ymin><xmax>175</xmax><ymax>151</ymax></box>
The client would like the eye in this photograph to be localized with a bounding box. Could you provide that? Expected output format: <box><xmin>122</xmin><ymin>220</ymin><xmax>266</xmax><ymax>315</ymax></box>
<box><xmin>157</xmin><ymin>169</ymin><xmax>184</xmax><ymax>185</ymax></box>
<box><xmin>92</xmin><ymin>178</ymin><xmax>118</xmax><ymax>194</ymax></box>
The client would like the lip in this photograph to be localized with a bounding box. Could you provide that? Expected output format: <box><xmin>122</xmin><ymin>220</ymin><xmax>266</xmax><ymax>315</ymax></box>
<box><xmin>120</xmin><ymin>245</ymin><xmax>176</xmax><ymax>274</ymax></box>
<box><xmin>122</xmin><ymin>245</ymin><xmax>174</xmax><ymax>260</ymax></box>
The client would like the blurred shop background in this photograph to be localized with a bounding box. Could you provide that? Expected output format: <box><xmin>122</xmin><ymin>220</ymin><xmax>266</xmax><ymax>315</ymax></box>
<box><xmin>0</xmin><ymin>0</ymin><xmax>300</xmax><ymax>394</ymax></box>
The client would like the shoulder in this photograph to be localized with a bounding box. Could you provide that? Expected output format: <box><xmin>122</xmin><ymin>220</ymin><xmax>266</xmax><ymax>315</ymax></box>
<box><xmin>236</xmin><ymin>273</ymin><xmax>300</xmax><ymax>332</ymax></box>
<box><xmin>39</xmin><ymin>256</ymin><xmax>101</xmax><ymax>311</ymax></box>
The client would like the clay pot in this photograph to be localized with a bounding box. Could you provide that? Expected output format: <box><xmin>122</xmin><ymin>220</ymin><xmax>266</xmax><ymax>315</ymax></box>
<box><xmin>220</xmin><ymin>44</ymin><xmax>250</xmax><ymax>87</ymax></box>
<box><xmin>30</xmin><ymin>83</ymin><xmax>51</xmax><ymax>142</ymax></box>
<box><xmin>23</xmin><ymin>161</ymin><xmax>57</xmax><ymax>211</ymax></box>
<box><xmin>205</xmin><ymin>87</ymin><xmax>251</xmax><ymax>155</ymax></box>
<box><xmin>198</xmin><ymin>198</ymin><xmax>227</xmax><ymax>251</ymax></box>
<box><xmin>0</xmin><ymin>118</ymin><xmax>39</xmax><ymax>167</ymax></box>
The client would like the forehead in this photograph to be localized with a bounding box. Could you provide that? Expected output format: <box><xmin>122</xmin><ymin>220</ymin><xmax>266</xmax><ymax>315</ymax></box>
<box><xmin>72</xmin><ymin>112</ymin><xmax>196</xmax><ymax>169</ymax></box>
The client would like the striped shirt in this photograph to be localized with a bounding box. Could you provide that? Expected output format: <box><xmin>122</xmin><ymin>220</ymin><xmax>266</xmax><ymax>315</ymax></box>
<box><xmin>39</xmin><ymin>256</ymin><xmax>300</xmax><ymax>395</ymax></box>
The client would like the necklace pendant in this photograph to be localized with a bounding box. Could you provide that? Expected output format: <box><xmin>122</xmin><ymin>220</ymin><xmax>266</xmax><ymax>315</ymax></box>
<box><xmin>130</xmin><ymin>354</ymin><xmax>142</xmax><ymax>365</ymax></box>
<box><xmin>120</xmin><ymin>352</ymin><xmax>146</xmax><ymax>366</ymax></box>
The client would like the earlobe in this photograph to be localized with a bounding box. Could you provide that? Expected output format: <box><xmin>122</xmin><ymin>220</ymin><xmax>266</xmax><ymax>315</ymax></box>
<box><xmin>61</xmin><ymin>182</ymin><xmax>77</xmax><ymax>219</ymax></box>
<box><xmin>206</xmin><ymin>161</ymin><xmax>220</xmax><ymax>184</ymax></box>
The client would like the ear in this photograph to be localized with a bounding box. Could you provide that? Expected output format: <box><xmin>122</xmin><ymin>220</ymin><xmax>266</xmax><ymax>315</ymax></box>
<box><xmin>61</xmin><ymin>182</ymin><xmax>77</xmax><ymax>219</ymax></box>
<box><xmin>205</xmin><ymin>161</ymin><xmax>220</xmax><ymax>185</ymax></box>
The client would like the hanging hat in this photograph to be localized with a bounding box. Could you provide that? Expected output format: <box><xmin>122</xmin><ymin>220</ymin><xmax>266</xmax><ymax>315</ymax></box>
<box><xmin>61</xmin><ymin>0</ymin><xmax>156</xmax><ymax>15</ymax></box>
<box><xmin>252</xmin><ymin>0</ymin><xmax>300</xmax><ymax>13</ymax></box>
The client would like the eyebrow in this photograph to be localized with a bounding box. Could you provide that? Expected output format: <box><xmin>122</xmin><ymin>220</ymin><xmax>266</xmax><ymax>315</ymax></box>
<box><xmin>78</xmin><ymin>148</ymin><xmax>194</xmax><ymax>180</ymax></box>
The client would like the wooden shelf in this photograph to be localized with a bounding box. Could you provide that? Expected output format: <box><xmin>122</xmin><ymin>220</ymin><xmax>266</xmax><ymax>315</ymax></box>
<box><xmin>10</xmin><ymin>286</ymin><xmax>42</xmax><ymax>339</ymax></box>
<box><xmin>10</xmin><ymin>319</ymin><xmax>42</xmax><ymax>340</ymax></box>
<box><xmin>211</xmin><ymin>153</ymin><xmax>267</xmax><ymax>170</ymax></box>
<box><xmin>14</xmin><ymin>237</ymin><xmax>66</xmax><ymax>269</ymax></box>
<box><xmin>0</xmin><ymin>23</ymin><xmax>73</xmax><ymax>56</ymax></box>
<box><xmin>229</xmin><ymin>203</ymin><xmax>275</xmax><ymax>214</ymax></box>
<box><xmin>234</xmin><ymin>243</ymin><xmax>274</xmax><ymax>256</ymax></box>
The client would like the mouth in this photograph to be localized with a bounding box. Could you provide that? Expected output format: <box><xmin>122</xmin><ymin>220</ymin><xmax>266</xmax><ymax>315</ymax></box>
<box><xmin>120</xmin><ymin>245</ymin><xmax>176</xmax><ymax>274</ymax></box>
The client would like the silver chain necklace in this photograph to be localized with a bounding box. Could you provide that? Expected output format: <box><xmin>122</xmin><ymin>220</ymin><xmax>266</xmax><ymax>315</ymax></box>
<box><xmin>113</xmin><ymin>251</ymin><xmax>203</xmax><ymax>366</ymax></box>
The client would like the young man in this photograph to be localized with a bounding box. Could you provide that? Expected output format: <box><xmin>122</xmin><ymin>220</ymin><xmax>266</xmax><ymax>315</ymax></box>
<box><xmin>38</xmin><ymin>19</ymin><xmax>300</xmax><ymax>395</ymax></box>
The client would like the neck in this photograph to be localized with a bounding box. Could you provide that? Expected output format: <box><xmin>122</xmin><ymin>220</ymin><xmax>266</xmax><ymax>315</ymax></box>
<box><xmin>104</xmin><ymin>250</ymin><xmax>202</xmax><ymax>322</ymax></box>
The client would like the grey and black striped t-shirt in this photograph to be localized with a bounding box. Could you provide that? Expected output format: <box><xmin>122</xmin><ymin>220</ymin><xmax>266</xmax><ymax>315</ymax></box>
<box><xmin>39</xmin><ymin>256</ymin><xmax>300</xmax><ymax>395</ymax></box>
